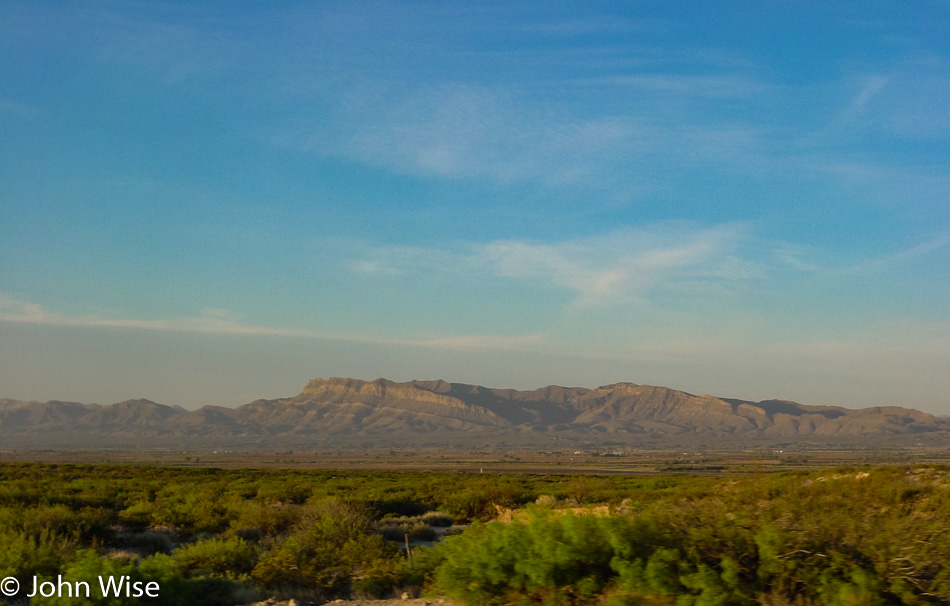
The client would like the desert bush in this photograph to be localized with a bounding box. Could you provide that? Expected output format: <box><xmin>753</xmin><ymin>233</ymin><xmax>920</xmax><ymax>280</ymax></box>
<box><xmin>150</xmin><ymin>487</ymin><xmax>230</xmax><ymax>536</ymax></box>
<box><xmin>116</xmin><ymin>529</ymin><xmax>176</xmax><ymax>555</ymax></box>
<box><xmin>255</xmin><ymin>481</ymin><xmax>312</xmax><ymax>505</ymax></box>
<box><xmin>420</xmin><ymin>511</ymin><xmax>454</xmax><ymax>527</ymax></box>
<box><xmin>3</xmin><ymin>462</ymin><xmax>950</xmax><ymax>605</ymax></box>
<box><xmin>170</xmin><ymin>536</ymin><xmax>259</xmax><ymax>576</ymax></box>
<box><xmin>28</xmin><ymin>549</ymin><xmax>253</xmax><ymax>606</ymax></box>
<box><xmin>297</xmin><ymin>498</ymin><xmax>374</xmax><ymax>546</ymax></box>
<box><xmin>373</xmin><ymin>496</ymin><xmax>432</xmax><ymax>518</ymax></box>
<box><xmin>29</xmin><ymin>549</ymin><xmax>142</xmax><ymax>606</ymax></box>
<box><xmin>228</xmin><ymin>499</ymin><xmax>298</xmax><ymax>538</ymax></box>
<box><xmin>0</xmin><ymin>529</ymin><xmax>76</xmax><ymax>602</ymax></box>
<box><xmin>438</xmin><ymin>492</ymin><xmax>493</xmax><ymax>522</ymax></box>
<box><xmin>379</xmin><ymin>520</ymin><xmax>437</xmax><ymax>542</ymax></box>
<box><xmin>434</xmin><ymin>512</ymin><xmax>624</xmax><ymax>605</ymax></box>
<box><xmin>252</xmin><ymin>510</ymin><xmax>403</xmax><ymax>597</ymax></box>
<box><xmin>251</xmin><ymin>536</ymin><xmax>348</xmax><ymax>595</ymax></box>
<box><xmin>118</xmin><ymin>501</ymin><xmax>154</xmax><ymax>531</ymax></box>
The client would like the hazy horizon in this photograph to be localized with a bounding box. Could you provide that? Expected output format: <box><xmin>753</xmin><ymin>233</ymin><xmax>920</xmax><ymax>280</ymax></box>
<box><xmin>2</xmin><ymin>2</ymin><xmax>949</xmax><ymax>414</ymax></box>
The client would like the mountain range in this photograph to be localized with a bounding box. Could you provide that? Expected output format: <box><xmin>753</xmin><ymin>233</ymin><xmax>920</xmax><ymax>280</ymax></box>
<box><xmin>2</xmin><ymin>377</ymin><xmax>949</xmax><ymax>449</ymax></box>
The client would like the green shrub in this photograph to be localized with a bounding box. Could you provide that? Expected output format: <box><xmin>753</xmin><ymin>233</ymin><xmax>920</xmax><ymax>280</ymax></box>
<box><xmin>297</xmin><ymin>498</ymin><xmax>373</xmax><ymax>546</ymax></box>
<box><xmin>0</xmin><ymin>529</ymin><xmax>76</xmax><ymax>601</ymax></box>
<box><xmin>3</xmin><ymin>462</ymin><xmax>950</xmax><ymax>606</ymax></box>
<box><xmin>117</xmin><ymin>502</ymin><xmax>154</xmax><ymax>531</ymax></box>
<box><xmin>171</xmin><ymin>537</ymin><xmax>258</xmax><ymax>576</ymax></box>
<box><xmin>379</xmin><ymin>520</ymin><xmax>437</xmax><ymax>542</ymax></box>
<box><xmin>251</xmin><ymin>537</ymin><xmax>349</xmax><ymax>595</ymax></box>
<box><xmin>434</xmin><ymin>513</ymin><xmax>622</xmax><ymax>605</ymax></box>
<box><xmin>228</xmin><ymin>500</ymin><xmax>298</xmax><ymax>538</ymax></box>
<box><xmin>115</xmin><ymin>530</ymin><xmax>175</xmax><ymax>555</ymax></box>
<box><xmin>27</xmin><ymin>550</ymin><xmax>252</xmax><ymax>606</ymax></box>
<box><xmin>420</xmin><ymin>511</ymin><xmax>454</xmax><ymax>527</ymax></box>
<box><xmin>30</xmin><ymin>549</ymin><xmax>141</xmax><ymax>606</ymax></box>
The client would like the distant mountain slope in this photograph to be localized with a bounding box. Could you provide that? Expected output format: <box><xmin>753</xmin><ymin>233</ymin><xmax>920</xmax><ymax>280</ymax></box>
<box><xmin>2</xmin><ymin>378</ymin><xmax>949</xmax><ymax>448</ymax></box>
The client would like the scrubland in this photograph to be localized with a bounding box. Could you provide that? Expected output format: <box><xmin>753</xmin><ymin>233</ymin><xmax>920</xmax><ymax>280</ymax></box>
<box><xmin>0</xmin><ymin>462</ymin><xmax>948</xmax><ymax>605</ymax></box>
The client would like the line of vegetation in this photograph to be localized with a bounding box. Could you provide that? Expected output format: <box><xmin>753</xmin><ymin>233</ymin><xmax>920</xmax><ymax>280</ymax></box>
<box><xmin>0</xmin><ymin>463</ymin><xmax>947</xmax><ymax>605</ymax></box>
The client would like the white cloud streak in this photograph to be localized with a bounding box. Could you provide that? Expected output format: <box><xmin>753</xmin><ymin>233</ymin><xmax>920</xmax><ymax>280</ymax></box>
<box><xmin>352</xmin><ymin>224</ymin><xmax>760</xmax><ymax>307</ymax></box>
<box><xmin>771</xmin><ymin>230</ymin><xmax>950</xmax><ymax>276</ymax></box>
<box><xmin>314</xmin><ymin>81</ymin><xmax>775</xmax><ymax>186</ymax></box>
<box><xmin>0</xmin><ymin>293</ymin><xmax>549</xmax><ymax>353</ymax></box>
<box><xmin>0</xmin><ymin>223</ymin><xmax>762</xmax><ymax>355</ymax></box>
<box><xmin>0</xmin><ymin>294</ymin><xmax>366</xmax><ymax>341</ymax></box>
<box><xmin>850</xmin><ymin>75</ymin><xmax>888</xmax><ymax>111</ymax></box>
<box><xmin>0</xmin><ymin>293</ymin><xmax>745</xmax><ymax>372</ymax></box>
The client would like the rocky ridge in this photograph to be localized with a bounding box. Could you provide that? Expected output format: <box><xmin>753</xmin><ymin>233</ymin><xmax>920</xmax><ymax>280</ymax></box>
<box><xmin>1</xmin><ymin>377</ymin><xmax>948</xmax><ymax>448</ymax></box>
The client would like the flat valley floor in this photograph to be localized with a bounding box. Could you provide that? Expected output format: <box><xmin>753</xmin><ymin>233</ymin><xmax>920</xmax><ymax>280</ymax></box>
<box><xmin>2</xmin><ymin>446</ymin><xmax>949</xmax><ymax>474</ymax></box>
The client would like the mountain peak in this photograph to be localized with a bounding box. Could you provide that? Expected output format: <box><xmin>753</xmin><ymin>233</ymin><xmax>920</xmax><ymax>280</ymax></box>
<box><xmin>3</xmin><ymin>377</ymin><xmax>949</xmax><ymax>448</ymax></box>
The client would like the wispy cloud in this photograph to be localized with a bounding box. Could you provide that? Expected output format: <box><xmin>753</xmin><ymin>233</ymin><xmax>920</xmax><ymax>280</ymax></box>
<box><xmin>0</xmin><ymin>293</ymin><xmax>549</xmax><ymax>353</ymax></box>
<box><xmin>97</xmin><ymin>17</ymin><xmax>237</xmax><ymax>84</ymax></box>
<box><xmin>832</xmin><ymin>59</ymin><xmax>950</xmax><ymax>140</ymax></box>
<box><xmin>1</xmin><ymin>219</ymin><xmax>762</xmax><ymax>354</ymax></box>
<box><xmin>850</xmin><ymin>75</ymin><xmax>888</xmax><ymax>111</ymax></box>
<box><xmin>478</xmin><ymin>229</ymin><xmax>746</xmax><ymax>307</ymax></box>
<box><xmin>0</xmin><ymin>295</ymin><xmax>302</xmax><ymax>337</ymax></box>
<box><xmin>347</xmin><ymin>244</ymin><xmax>472</xmax><ymax>276</ymax></box>
<box><xmin>349</xmin><ymin>224</ymin><xmax>760</xmax><ymax>307</ymax></box>
<box><xmin>772</xmin><ymin>230</ymin><xmax>950</xmax><ymax>275</ymax></box>
<box><xmin>336</xmin><ymin>83</ymin><xmax>626</xmax><ymax>183</ymax></box>
<box><xmin>856</xmin><ymin>230</ymin><xmax>950</xmax><ymax>271</ymax></box>
<box><xmin>3</xmin><ymin>3</ymin><xmax>239</xmax><ymax>86</ymax></box>
<box><xmin>306</xmin><ymin>78</ymin><xmax>777</xmax><ymax>187</ymax></box>
<box><xmin>0</xmin><ymin>292</ymin><xmax>753</xmax><ymax>366</ymax></box>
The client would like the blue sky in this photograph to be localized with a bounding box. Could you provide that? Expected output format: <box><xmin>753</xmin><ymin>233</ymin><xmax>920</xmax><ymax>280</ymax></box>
<box><xmin>2</xmin><ymin>1</ymin><xmax>949</xmax><ymax>413</ymax></box>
